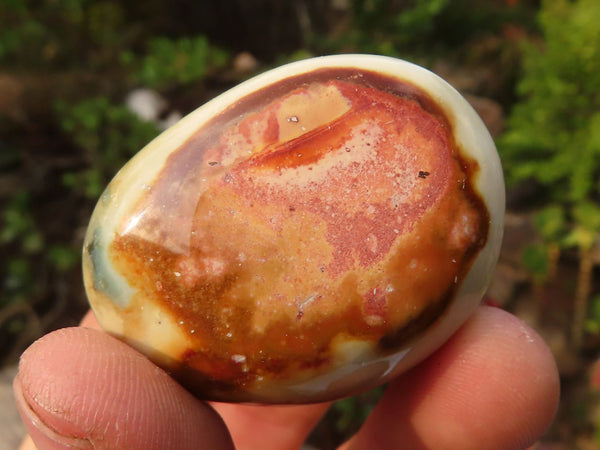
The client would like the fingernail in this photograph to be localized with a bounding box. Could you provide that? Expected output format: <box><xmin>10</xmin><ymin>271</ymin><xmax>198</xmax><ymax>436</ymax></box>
<box><xmin>14</xmin><ymin>375</ymin><xmax>92</xmax><ymax>450</ymax></box>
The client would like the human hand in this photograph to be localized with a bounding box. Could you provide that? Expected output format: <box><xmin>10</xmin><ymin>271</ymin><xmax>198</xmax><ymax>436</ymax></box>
<box><xmin>14</xmin><ymin>305</ymin><xmax>559</xmax><ymax>450</ymax></box>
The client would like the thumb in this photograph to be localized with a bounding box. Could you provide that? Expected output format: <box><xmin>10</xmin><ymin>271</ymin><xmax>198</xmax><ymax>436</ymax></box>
<box><xmin>14</xmin><ymin>326</ymin><xmax>233</xmax><ymax>450</ymax></box>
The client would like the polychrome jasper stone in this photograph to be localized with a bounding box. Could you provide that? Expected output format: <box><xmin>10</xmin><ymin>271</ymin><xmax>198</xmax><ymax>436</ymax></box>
<box><xmin>83</xmin><ymin>55</ymin><xmax>504</xmax><ymax>403</ymax></box>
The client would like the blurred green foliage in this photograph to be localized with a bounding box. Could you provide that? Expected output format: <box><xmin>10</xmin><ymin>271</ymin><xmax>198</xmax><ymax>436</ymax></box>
<box><xmin>564</xmin><ymin>202</ymin><xmax>600</xmax><ymax>252</ymax></box>
<box><xmin>522</xmin><ymin>205</ymin><xmax>566</xmax><ymax>281</ymax></box>
<box><xmin>0</xmin><ymin>1</ymin><xmax>229</xmax><ymax>79</ymax></box>
<box><xmin>124</xmin><ymin>36</ymin><xmax>229</xmax><ymax>90</ymax></box>
<box><xmin>1</xmin><ymin>192</ymin><xmax>41</xmax><ymax>307</ymax></box>
<box><xmin>535</xmin><ymin>205</ymin><xmax>568</xmax><ymax>244</ymax></box>
<box><xmin>333</xmin><ymin>0</ymin><xmax>451</xmax><ymax>56</ymax></box>
<box><xmin>332</xmin><ymin>386</ymin><xmax>383</xmax><ymax>432</ymax></box>
<box><xmin>0</xmin><ymin>0</ymin><xmax>129</xmax><ymax>69</ymax></box>
<box><xmin>55</xmin><ymin>97</ymin><xmax>160</xmax><ymax>199</ymax></box>
<box><xmin>501</xmin><ymin>0</ymin><xmax>600</xmax><ymax>249</ymax></box>
<box><xmin>315</xmin><ymin>0</ymin><xmax>535</xmax><ymax>61</ymax></box>
<box><xmin>500</xmin><ymin>0</ymin><xmax>600</xmax><ymax>353</ymax></box>
<box><xmin>0</xmin><ymin>189</ymin><xmax>78</xmax><ymax>319</ymax></box>
<box><xmin>585</xmin><ymin>295</ymin><xmax>600</xmax><ymax>335</ymax></box>
<box><xmin>1</xmin><ymin>191</ymin><xmax>43</xmax><ymax>254</ymax></box>
<box><xmin>522</xmin><ymin>243</ymin><xmax>549</xmax><ymax>281</ymax></box>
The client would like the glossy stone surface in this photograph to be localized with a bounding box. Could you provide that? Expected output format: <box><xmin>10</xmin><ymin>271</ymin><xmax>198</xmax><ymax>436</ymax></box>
<box><xmin>83</xmin><ymin>55</ymin><xmax>504</xmax><ymax>403</ymax></box>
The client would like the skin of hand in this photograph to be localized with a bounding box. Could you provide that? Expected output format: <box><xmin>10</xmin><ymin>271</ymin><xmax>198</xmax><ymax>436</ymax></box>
<box><xmin>13</xmin><ymin>305</ymin><xmax>559</xmax><ymax>450</ymax></box>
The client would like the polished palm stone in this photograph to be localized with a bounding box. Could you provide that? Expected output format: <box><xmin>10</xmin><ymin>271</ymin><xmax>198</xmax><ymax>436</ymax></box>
<box><xmin>82</xmin><ymin>55</ymin><xmax>504</xmax><ymax>403</ymax></box>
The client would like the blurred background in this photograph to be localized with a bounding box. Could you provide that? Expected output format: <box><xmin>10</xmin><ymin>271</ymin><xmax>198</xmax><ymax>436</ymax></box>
<box><xmin>1</xmin><ymin>0</ymin><xmax>599</xmax><ymax>448</ymax></box>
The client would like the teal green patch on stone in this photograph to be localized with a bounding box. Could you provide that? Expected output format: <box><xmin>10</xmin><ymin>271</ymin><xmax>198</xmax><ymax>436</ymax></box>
<box><xmin>87</xmin><ymin>227</ymin><xmax>133</xmax><ymax>308</ymax></box>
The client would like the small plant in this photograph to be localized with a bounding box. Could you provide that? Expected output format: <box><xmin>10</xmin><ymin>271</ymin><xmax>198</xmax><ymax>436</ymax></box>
<box><xmin>1</xmin><ymin>191</ymin><xmax>79</xmax><ymax>299</ymax></box>
<box><xmin>0</xmin><ymin>191</ymin><xmax>39</xmax><ymax>312</ymax></box>
<box><xmin>318</xmin><ymin>0</ymin><xmax>450</xmax><ymax>57</ymax></box>
<box><xmin>0</xmin><ymin>189</ymin><xmax>78</xmax><ymax>354</ymax></box>
<box><xmin>55</xmin><ymin>97</ymin><xmax>160</xmax><ymax>199</ymax></box>
<box><xmin>315</xmin><ymin>0</ymin><xmax>534</xmax><ymax>61</ymax></box>
<box><xmin>124</xmin><ymin>36</ymin><xmax>230</xmax><ymax>90</ymax></box>
<box><xmin>585</xmin><ymin>295</ymin><xmax>600</xmax><ymax>335</ymax></box>
<box><xmin>1</xmin><ymin>191</ymin><xmax>43</xmax><ymax>255</ymax></box>
<box><xmin>0</xmin><ymin>0</ymin><xmax>129</xmax><ymax>70</ymax></box>
<box><xmin>500</xmin><ymin>0</ymin><xmax>600</xmax><ymax>347</ymax></box>
<box><xmin>351</xmin><ymin>0</ymin><xmax>450</xmax><ymax>46</ymax></box>
<box><xmin>522</xmin><ymin>205</ymin><xmax>567</xmax><ymax>287</ymax></box>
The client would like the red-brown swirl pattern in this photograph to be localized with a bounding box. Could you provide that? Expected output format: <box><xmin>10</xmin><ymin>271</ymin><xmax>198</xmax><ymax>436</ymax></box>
<box><xmin>108</xmin><ymin>68</ymin><xmax>488</xmax><ymax>395</ymax></box>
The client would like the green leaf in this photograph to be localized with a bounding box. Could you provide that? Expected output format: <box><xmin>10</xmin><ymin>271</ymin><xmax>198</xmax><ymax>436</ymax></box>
<box><xmin>534</xmin><ymin>205</ymin><xmax>566</xmax><ymax>242</ymax></box>
<box><xmin>585</xmin><ymin>295</ymin><xmax>600</xmax><ymax>334</ymax></box>
<box><xmin>55</xmin><ymin>96</ymin><xmax>160</xmax><ymax>200</ymax></box>
<box><xmin>4</xmin><ymin>258</ymin><xmax>32</xmax><ymax>293</ymax></box>
<box><xmin>1</xmin><ymin>191</ymin><xmax>43</xmax><ymax>253</ymax></box>
<box><xmin>522</xmin><ymin>244</ymin><xmax>549</xmax><ymax>279</ymax></box>
<box><xmin>47</xmin><ymin>245</ymin><xmax>80</xmax><ymax>272</ymax></box>
<box><xmin>393</xmin><ymin>0</ymin><xmax>449</xmax><ymax>38</ymax></box>
<box><xmin>499</xmin><ymin>0</ymin><xmax>600</xmax><ymax>205</ymax></box>
<box><xmin>563</xmin><ymin>226</ymin><xmax>597</xmax><ymax>251</ymax></box>
<box><xmin>134</xmin><ymin>36</ymin><xmax>229</xmax><ymax>90</ymax></box>
<box><xmin>572</xmin><ymin>201</ymin><xmax>600</xmax><ymax>232</ymax></box>
<box><xmin>22</xmin><ymin>231</ymin><xmax>44</xmax><ymax>253</ymax></box>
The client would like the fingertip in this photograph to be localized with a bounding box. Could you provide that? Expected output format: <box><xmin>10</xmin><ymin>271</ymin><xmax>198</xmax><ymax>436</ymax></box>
<box><xmin>428</xmin><ymin>306</ymin><xmax>560</xmax><ymax>447</ymax></box>
<box><xmin>14</xmin><ymin>375</ymin><xmax>88</xmax><ymax>450</ymax></box>
<box><xmin>15</xmin><ymin>327</ymin><xmax>234</xmax><ymax>450</ymax></box>
<box><xmin>344</xmin><ymin>306</ymin><xmax>560</xmax><ymax>450</ymax></box>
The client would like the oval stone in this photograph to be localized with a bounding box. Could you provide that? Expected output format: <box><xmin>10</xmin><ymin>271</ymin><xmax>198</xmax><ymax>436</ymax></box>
<box><xmin>83</xmin><ymin>55</ymin><xmax>504</xmax><ymax>403</ymax></box>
